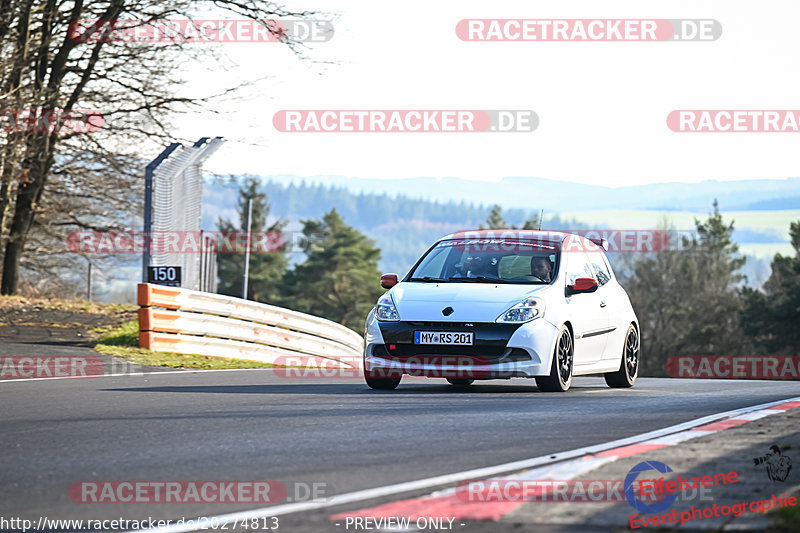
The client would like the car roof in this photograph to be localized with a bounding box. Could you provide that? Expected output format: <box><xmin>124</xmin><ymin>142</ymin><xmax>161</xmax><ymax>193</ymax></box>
<box><xmin>440</xmin><ymin>229</ymin><xmax>571</xmax><ymax>243</ymax></box>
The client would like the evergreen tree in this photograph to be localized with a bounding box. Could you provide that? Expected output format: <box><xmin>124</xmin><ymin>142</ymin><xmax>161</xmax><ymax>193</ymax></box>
<box><xmin>283</xmin><ymin>209</ymin><xmax>383</xmax><ymax>330</ymax></box>
<box><xmin>742</xmin><ymin>220</ymin><xmax>800</xmax><ymax>354</ymax></box>
<box><xmin>622</xmin><ymin>201</ymin><xmax>747</xmax><ymax>375</ymax></box>
<box><xmin>680</xmin><ymin>200</ymin><xmax>747</xmax><ymax>354</ymax></box>
<box><xmin>217</xmin><ymin>178</ymin><xmax>287</xmax><ymax>303</ymax></box>
<box><xmin>482</xmin><ymin>205</ymin><xmax>508</xmax><ymax>229</ymax></box>
<box><xmin>520</xmin><ymin>211</ymin><xmax>543</xmax><ymax>230</ymax></box>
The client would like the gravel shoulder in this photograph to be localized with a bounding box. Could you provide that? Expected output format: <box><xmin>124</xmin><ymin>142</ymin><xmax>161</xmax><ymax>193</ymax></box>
<box><xmin>503</xmin><ymin>407</ymin><xmax>800</xmax><ymax>531</ymax></box>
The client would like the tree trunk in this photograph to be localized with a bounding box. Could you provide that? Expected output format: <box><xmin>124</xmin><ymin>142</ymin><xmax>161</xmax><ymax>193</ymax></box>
<box><xmin>0</xmin><ymin>142</ymin><xmax>22</xmax><ymax>238</ymax></box>
<box><xmin>1</xmin><ymin>141</ymin><xmax>52</xmax><ymax>295</ymax></box>
<box><xmin>1</xmin><ymin>195</ymin><xmax>32</xmax><ymax>294</ymax></box>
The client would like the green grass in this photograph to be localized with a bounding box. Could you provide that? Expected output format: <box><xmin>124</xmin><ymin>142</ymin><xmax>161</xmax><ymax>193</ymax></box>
<box><xmin>773</xmin><ymin>491</ymin><xmax>800</xmax><ymax>531</ymax></box>
<box><xmin>93</xmin><ymin>319</ymin><xmax>139</xmax><ymax>346</ymax></box>
<box><xmin>92</xmin><ymin>319</ymin><xmax>276</xmax><ymax>370</ymax></box>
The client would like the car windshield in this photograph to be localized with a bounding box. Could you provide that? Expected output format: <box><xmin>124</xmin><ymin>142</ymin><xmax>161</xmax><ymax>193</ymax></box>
<box><xmin>408</xmin><ymin>239</ymin><xmax>560</xmax><ymax>284</ymax></box>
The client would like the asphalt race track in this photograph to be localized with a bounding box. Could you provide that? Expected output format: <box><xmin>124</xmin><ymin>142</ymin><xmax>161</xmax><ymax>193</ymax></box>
<box><xmin>2</xmin><ymin>361</ymin><xmax>800</xmax><ymax>531</ymax></box>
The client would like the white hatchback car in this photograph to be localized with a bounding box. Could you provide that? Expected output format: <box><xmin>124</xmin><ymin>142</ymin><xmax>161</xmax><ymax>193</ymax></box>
<box><xmin>363</xmin><ymin>230</ymin><xmax>640</xmax><ymax>392</ymax></box>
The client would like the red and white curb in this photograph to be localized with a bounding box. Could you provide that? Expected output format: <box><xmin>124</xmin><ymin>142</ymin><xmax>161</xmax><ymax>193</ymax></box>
<box><xmin>329</xmin><ymin>398</ymin><xmax>800</xmax><ymax>524</ymax></box>
<box><xmin>129</xmin><ymin>396</ymin><xmax>800</xmax><ymax>533</ymax></box>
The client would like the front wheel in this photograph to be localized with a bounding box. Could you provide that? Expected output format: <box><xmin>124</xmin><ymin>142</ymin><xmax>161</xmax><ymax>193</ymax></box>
<box><xmin>536</xmin><ymin>325</ymin><xmax>574</xmax><ymax>392</ymax></box>
<box><xmin>365</xmin><ymin>375</ymin><xmax>401</xmax><ymax>390</ymax></box>
<box><xmin>604</xmin><ymin>324</ymin><xmax>639</xmax><ymax>388</ymax></box>
<box><xmin>364</xmin><ymin>353</ymin><xmax>401</xmax><ymax>390</ymax></box>
<box><xmin>447</xmin><ymin>378</ymin><xmax>474</xmax><ymax>386</ymax></box>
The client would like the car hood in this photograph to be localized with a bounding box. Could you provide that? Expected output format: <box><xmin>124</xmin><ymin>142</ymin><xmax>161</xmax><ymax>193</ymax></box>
<box><xmin>390</xmin><ymin>282</ymin><xmax>549</xmax><ymax>322</ymax></box>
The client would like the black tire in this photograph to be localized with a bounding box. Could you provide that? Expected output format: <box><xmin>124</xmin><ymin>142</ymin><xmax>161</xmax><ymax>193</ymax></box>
<box><xmin>536</xmin><ymin>325</ymin><xmax>574</xmax><ymax>392</ymax></box>
<box><xmin>447</xmin><ymin>378</ymin><xmax>474</xmax><ymax>386</ymax></box>
<box><xmin>363</xmin><ymin>351</ymin><xmax>401</xmax><ymax>390</ymax></box>
<box><xmin>365</xmin><ymin>375</ymin><xmax>401</xmax><ymax>390</ymax></box>
<box><xmin>605</xmin><ymin>324</ymin><xmax>639</xmax><ymax>388</ymax></box>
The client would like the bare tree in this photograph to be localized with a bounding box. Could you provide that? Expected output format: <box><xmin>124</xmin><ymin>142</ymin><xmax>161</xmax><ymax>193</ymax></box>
<box><xmin>0</xmin><ymin>0</ymin><xmax>318</xmax><ymax>294</ymax></box>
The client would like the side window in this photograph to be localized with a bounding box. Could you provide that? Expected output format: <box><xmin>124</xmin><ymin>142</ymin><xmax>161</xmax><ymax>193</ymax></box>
<box><xmin>582</xmin><ymin>258</ymin><xmax>597</xmax><ymax>281</ymax></box>
<box><xmin>589</xmin><ymin>255</ymin><xmax>611</xmax><ymax>286</ymax></box>
<box><xmin>566</xmin><ymin>252</ymin><xmax>596</xmax><ymax>285</ymax></box>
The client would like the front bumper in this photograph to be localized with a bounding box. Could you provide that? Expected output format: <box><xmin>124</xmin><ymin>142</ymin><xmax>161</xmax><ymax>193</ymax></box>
<box><xmin>364</xmin><ymin>318</ymin><xmax>558</xmax><ymax>379</ymax></box>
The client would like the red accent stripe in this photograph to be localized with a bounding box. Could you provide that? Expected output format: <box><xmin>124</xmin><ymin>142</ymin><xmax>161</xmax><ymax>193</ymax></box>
<box><xmin>767</xmin><ymin>401</ymin><xmax>800</xmax><ymax>411</ymax></box>
<box><xmin>594</xmin><ymin>443</ymin><xmax>667</xmax><ymax>458</ymax></box>
<box><xmin>330</xmin><ymin>491</ymin><xmax>522</xmax><ymax>522</ymax></box>
<box><xmin>691</xmin><ymin>418</ymin><xmax>750</xmax><ymax>432</ymax></box>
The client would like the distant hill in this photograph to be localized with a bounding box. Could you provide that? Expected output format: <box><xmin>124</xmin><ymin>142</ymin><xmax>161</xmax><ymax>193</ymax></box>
<box><xmin>202</xmin><ymin>177</ymin><xmax>798</xmax><ymax>285</ymax></box>
<box><xmin>252</xmin><ymin>175</ymin><xmax>800</xmax><ymax>212</ymax></box>
<box><xmin>744</xmin><ymin>196</ymin><xmax>800</xmax><ymax>210</ymax></box>
<box><xmin>98</xmin><ymin>175</ymin><xmax>798</xmax><ymax>302</ymax></box>
<box><xmin>203</xmin><ymin>178</ymin><xmax>586</xmax><ymax>276</ymax></box>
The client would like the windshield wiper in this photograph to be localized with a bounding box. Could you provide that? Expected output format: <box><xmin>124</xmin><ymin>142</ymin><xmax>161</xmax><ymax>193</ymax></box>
<box><xmin>409</xmin><ymin>276</ymin><xmax>450</xmax><ymax>282</ymax></box>
<box><xmin>449</xmin><ymin>276</ymin><xmax>512</xmax><ymax>284</ymax></box>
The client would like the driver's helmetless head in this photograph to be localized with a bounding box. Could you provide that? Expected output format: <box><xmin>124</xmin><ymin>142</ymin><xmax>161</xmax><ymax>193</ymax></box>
<box><xmin>465</xmin><ymin>255</ymin><xmax>490</xmax><ymax>275</ymax></box>
<box><xmin>530</xmin><ymin>256</ymin><xmax>552</xmax><ymax>279</ymax></box>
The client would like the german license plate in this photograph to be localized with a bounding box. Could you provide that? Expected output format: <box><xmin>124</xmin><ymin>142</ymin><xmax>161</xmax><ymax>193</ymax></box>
<box><xmin>414</xmin><ymin>331</ymin><xmax>474</xmax><ymax>345</ymax></box>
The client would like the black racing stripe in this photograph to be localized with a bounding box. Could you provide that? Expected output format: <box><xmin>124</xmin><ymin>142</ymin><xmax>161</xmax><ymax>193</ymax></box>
<box><xmin>581</xmin><ymin>327</ymin><xmax>616</xmax><ymax>339</ymax></box>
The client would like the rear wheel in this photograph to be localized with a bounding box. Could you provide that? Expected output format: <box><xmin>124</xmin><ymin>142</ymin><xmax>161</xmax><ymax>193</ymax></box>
<box><xmin>447</xmin><ymin>378</ymin><xmax>474</xmax><ymax>386</ymax></box>
<box><xmin>536</xmin><ymin>325</ymin><xmax>573</xmax><ymax>392</ymax></box>
<box><xmin>604</xmin><ymin>324</ymin><xmax>639</xmax><ymax>388</ymax></box>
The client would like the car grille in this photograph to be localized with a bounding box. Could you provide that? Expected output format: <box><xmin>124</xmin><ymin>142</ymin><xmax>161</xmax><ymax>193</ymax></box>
<box><xmin>372</xmin><ymin>344</ymin><xmax>530</xmax><ymax>363</ymax></box>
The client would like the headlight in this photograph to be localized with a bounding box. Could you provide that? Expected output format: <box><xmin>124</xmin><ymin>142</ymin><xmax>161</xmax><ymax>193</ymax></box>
<box><xmin>496</xmin><ymin>297</ymin><xmax>543</xmax><ymax>323</ymax></box>
<box><xmin>375</xmin><ymin>293</ymin><xmax>400</xmax><ymax>321</ymax></box>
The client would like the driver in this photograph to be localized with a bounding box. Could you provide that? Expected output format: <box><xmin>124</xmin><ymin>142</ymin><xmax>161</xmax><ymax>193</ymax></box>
<box><xmin>530</xmin><ymin>256</ymin><xmax>552</xmax><ymax>282</ymax></box>
<box><xmin>464</xmin><ymin>255</ymin><xmax>492</xmax><ymax>277</ymax></box>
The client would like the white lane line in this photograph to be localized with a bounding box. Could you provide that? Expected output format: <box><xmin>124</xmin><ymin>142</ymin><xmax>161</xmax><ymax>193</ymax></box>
<box><xmin>0</xmin><ymin>367</ymin><xmax>271</xmax><ymax>384</ymax></box>
<box><xmin>578</xmin><ymin>388</ymin><xmax>645</xmax><ymax>393</ymax></box>
<box><xmin>647</xmin><ymin>430</ymin><xmax>713</xmax><ymax>446</ymax></box>
<box><xmin>129</xmin><ymin>395</ymin><xmax>800</xmax><ymax>533</ymax></box>
<box><xmin>426</xmin><ymin>455</ymin><xmax>620</xmax><ymax>499</ymax></box>
<box><xmin>731</xmin><ymin>410</ymin><xmax>775</xmax><ymax>421</ymax></box>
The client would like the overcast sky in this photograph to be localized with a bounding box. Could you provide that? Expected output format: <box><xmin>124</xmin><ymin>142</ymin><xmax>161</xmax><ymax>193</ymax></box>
<box><xmin>169</xmin><ymin>1</ymin><xmax>800</xmax><ymax>188</ymax></box>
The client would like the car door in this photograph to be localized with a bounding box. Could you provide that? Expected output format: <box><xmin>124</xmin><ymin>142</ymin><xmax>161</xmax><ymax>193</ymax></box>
<box><xmin>586</xmin><ymin>253</ymin><xmax>623</xmax><ymax>361</ymax></box>
<box><xmin>564</xmin><ymin>251</ymin><xmax>609</xmax><ymax>365</ymax></box>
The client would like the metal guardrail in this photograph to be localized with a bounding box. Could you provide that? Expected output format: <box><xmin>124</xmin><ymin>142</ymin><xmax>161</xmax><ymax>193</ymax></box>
<box><xmin>143</xmin><ymin>138</ymin><xmax>223</xmax><ymax>292</ymax></box>
<box><xmin>137</xmin><ymin>283</ymin><xmax>363</xmax><ymax>368</ymax></box>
